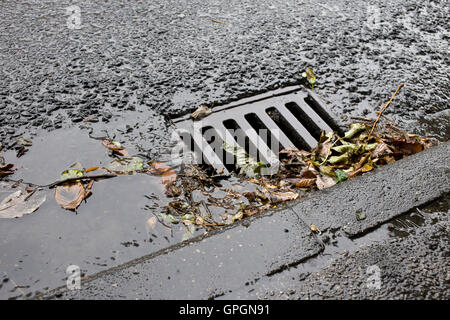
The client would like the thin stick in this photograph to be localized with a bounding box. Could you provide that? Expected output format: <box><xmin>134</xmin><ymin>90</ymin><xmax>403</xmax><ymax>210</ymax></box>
<box><xmin>5</xmin><ymin>174</ymin><xmax>117</xmax><ymax>189</ymax></box>
<box><xmin>368</xmin><ymin>84</ymin><xmax>404</xmax><ymax>140</ymax></box>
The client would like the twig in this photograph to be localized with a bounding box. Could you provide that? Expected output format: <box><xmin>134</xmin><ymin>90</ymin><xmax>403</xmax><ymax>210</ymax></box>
<box><xmin>5</xmin><ymin>174</ymin><xmax>117</xmax><ymax>189</ymax></box>
<box><xmin>368</xmin><ymin>84</ymin><xmax>404</xmax><ymax>140</ymax></box>
<box><xmin>350</xmin><ymin>116</ymin><xmax>374</xmax><ymax>122</ymax></box>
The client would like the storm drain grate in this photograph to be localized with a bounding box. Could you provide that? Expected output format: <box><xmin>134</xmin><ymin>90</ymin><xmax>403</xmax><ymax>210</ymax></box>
<box><xmin>172</xmin><ymin>86</ymin><xmax>341</xmax><ymax>175</ymax></box>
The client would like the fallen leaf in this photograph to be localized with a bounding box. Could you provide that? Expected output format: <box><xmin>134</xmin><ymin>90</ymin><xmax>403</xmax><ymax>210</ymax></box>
<box><xmin>16</xmin><ymin>137</ymin><xmax>33</xmax><ymax>146</ymax></box>
<box><xmin>190</xmin><ymin>105</ymin><xmax>212</xmax><ymax>120</ymax></box>
<box><xmin>335</xmin><ymin>169</ymin><xmax>348</xmax><ymax>183</ymax></box>
<box><xmin>0</xmin><ymin>163</ymin><xmax>14</xmax><ymax>178</ymax></box>
<box><xmin>391</xmin><ymin>140</ymin><xmax>424</xmax><ymax>155</ymax></box>
<box><xmin>243</xmin><ymin>206</ymin><xmax>260</xmax><ymax>217</ymax></box>
<box><xmin>332</xmin><ymin>143</ymin><xmax>358</xmax><ymax>154</ymax></box>
<box><xmin>344</xmin><ymin>123</ymin><xmax>366</xmax><ymax>139</ymax></box>
<box><xmin>0</xmin><ymin>190</ymin><xmax>46</xmax><ymax>219</ymax></box>
<box><xmin>269</xmin><ymin>191</ymin><xmax>299</xmax><ymax>203</ymax></box>
<box><xmin>107</xmin><ymin>157</ymin><xmax>144</xmax><ymax>173</ymax></box>
<box><xmin>148</xmin><ymin>161</ymin><xmax>177</xmax><ymax>185</ymax></box>
<box><xmin>318</xmin><ymin>164</ymin><xmax>336</xmax><ymax>177</ymax></box>
<box><xmin>223</xmin><ymin>142</ymin><xmax>266</xmax><ymax>177</ymax></box>
<box><xmin>280</xmin><ymin>178</ymin><xmax>316</xmax><ymax>188</ymax></box>
<box><xmin>356</xmin><ymin>210</ymin><xmax>366</xmax><ymax>221</ymax></box>
<box><xmin>279</xmin><ymin>148</ymin><xmax>310</xmax><ymax>159</ymax></box>
<box><xmin>302</xmin><ymin>67</ymin><xmax>316</xmax><ymax>88</ymax></box>
<box><xmin>328</xmin><ymin>153</ymin><xmax>350</xmax><ymax>165</ymax></box>
<box><xmin>232</xmin><ymin>210</ymin><xmax>244</xmax><ymax>222</ymax></box>
<box><xmin>55</xmin><ymin>182</ymin><xmax>86</xmax><ymax>211</ymax></box>
<box><xmin>316</xmin><ymin>175</ymin><xmax>336</xmax><ymax>190</ymax></box>
<box><xmin>299</xmin><ymin>167</ymin><xmax>317</xmax><ymax>179</ymax></box>
<box><xmin>102</xmin><ymin>140</ymin><xmax>128</xmax><ymax>157</ymax></box>
<box><xmin>371</xmin><ymin>142</ymin><xmax>392</xmax><ymax>158</ymax></box>
<box><xmin>362</xmin><ymin>163</ymin><xmax>373</xmax><ymax>172</ymax></box>
<box><xmin>61</xmin><ymin>169</ymin><xmax>83</xmax><ymax>181</ymax></box>
<box><xmin>310</xmin><ymin>224</ymin><xmax>321</xmax><ymax>234</ymax></box>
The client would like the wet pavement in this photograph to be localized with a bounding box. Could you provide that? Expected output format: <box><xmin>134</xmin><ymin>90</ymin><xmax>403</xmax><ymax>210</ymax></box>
<box><xmin>0</xmin><ymin>0</ymin><xmax>449</xmax><ymax>299</ymax></box>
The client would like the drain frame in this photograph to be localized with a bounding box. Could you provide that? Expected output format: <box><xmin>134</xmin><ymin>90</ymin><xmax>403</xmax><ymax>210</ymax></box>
<box><xmin>172</xmin><ymin>85</ymin><xmax>342</xmax><ymax>175</ymax></box>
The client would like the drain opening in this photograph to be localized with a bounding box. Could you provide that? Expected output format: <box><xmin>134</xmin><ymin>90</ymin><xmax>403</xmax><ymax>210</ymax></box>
<box><xmin>201</xmin><ymin>125</ymin><xmax>236</xmax><ymax>173</ymax></box>
<box><xmin>244</xmin><ymin>113</ymin><xmax>284</xmax><ymax>152</ymax></box>
<box><xmin>223</xmin><ymin>119</ymin><xmax>262</xmax><ymax>162</ymax></box>
<box><xmin>285</xmin><ymin>102</ymin><xmax>323</xmax><ymax>141</ymax></box>
<box><xmin>304</xmin><ymin>94</ymin><xmax>340</xmax><ymax>133</ymax></box>
<box><xmin>266</xmin><ymin>107</ymin><xmax>312</xmax><ymax>151</ymax></box>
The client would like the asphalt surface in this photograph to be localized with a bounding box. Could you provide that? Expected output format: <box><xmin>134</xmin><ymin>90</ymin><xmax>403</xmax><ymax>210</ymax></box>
<box><xmin>0</xmin><ymin>0</ymin><xmax>449</xmax><ymax>154</ymax></box>
<box><xmin>0</xmin><ymin>0</ymin><xmax>449</xmax><ymax>300</ymax></box>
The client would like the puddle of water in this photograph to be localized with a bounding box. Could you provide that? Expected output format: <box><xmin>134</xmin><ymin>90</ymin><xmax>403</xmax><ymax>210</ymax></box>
<box><xmin>0</xmin><ymin>127</ymin><xmax>199</xmax><ymax>299</ymax></box>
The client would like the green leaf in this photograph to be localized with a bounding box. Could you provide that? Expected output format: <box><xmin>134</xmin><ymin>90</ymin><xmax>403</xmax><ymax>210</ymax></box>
<box><xmin>335</xmin><ymin>169</ymin><xmax>348</xmax><ymax>183</ymax></box>
<box><xmin>60</xmin><ymin>163</ymin><xmax>84</xmax><ymax>180</ymax></box>
<box><xmin>344</xmin><ymin>123</ymin><xmax>366</xmax><ymax>140</ymax></box>
<box><xmin>61</xmin><ymin>169</ymin><xmax>83</xmax><ymax>181</ymax></box>
<box><xmin>303</xmin><ymin>67</ymin><xmax>316</xmax><ymax>88</ymax></box>
<box><xmin>355</xmin><ymin>210</ymin><xmax>366</xmax><ymax>221</ymax></box>
<box><xmin>16</xmin><ymin>137</ymin><xmax>33</xmax><ymax>147</ymax></box>
<box><xmin>107</xmin><ymin>156</ymin><xmax>144</xmax><ymax>173</ymax></box>
<box><xmin>232</xmin><ymin>210</ymin><xmax>244</xmax><ymax>222</ymax></box>
<box><xmin>157</xmin><ymin>213</ymin><xmax>179</xmax><ymax>225</ymax></box>
<box><xmin>222</xmin><ymin>142</ymin><xmax>266</xmax><ymax>177</ymax></box>
<box><xmin>328</xmin><ymin>153</ymin><xmax>350</xmax><ymax>164</ymax></box>
<box><xmin>318</xmin><ymin>164</ymin><xmax>336</xmax><ymax>177</ymax></box>
<box><xmin>332</xmin><ymin>143</ymin><xmax>358</xmax><ymax>154</ymax></box>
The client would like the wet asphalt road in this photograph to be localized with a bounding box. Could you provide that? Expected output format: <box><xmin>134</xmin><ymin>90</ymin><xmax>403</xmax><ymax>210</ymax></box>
<box><xmin>0</xmin><ymin>0</ymin><xmax>449</xmax><ymax>154</ymax></box>
<box><xmin>0</xmin><ymin>0</ymin><xmax>449</xmax><ymax>299</ymax></box>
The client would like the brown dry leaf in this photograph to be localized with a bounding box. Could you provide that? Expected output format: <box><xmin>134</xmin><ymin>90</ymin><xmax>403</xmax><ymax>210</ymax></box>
<box><xmin>299</xmin><ymin>167</ymin><xmax>317</xmax><ymax>179</ymax></box>
<box><xmin>279</xmin><ymin>148</ymin><xmax>310</xmax><ymax>159</ymax></box>
<box><xmin>148</xmin><ymin>161</ymin><xmax>177</xmax><ymax>185</ymax></box>
<box><xmin>383</xmin><ymin>155</ymin><xmax>396</xmax><ymax>164</ymax></box>
<box><xmin>243</xmin><ymin>206</ymin><xmax>260</xmax><ymax>217</ymax></box>
<box><xmin>391</xmin><ymin>140</ymin><xmax>424</xmax><ymax>155</ymax></box>
<box><xmin>0</xmin><ymin>163</ymin><xmax>14</xmax><ymax>178</ymax></box>
<box><xmin>362</xmin><ymin>163</ymin><xmax>373</xmax><ymax>172</ymax></box>
<box><xmin>372</xmin><ymin>142</ymin><xmax>392</xmax><ymax>158</ymax></box>
<box><xmin>347</xmin><ymin>168</ymin><xmax>363</xmax><ymax>179</ymax></box>
<box><xmin>316</xmin><ymin>175</ymin><xmax>336</xmax><ymax>190</ymax></box>
<box><xmin>310</xmin><ymin>224</ymin><xmax>321</xmax><ymax>234</ymax></box>
<box><xmin>0</xmin><ymin>190</ymin><xmax>46</xmax><ymax>219</ymax></box>
<box><xmin>102</xmin><ymin>140</ymin><xmax>128</xmax><ymax>157</ymax></box>
<box><xmin>269</xmin><ymin>191</ymin><xmax>299</xmax><ymax>203</ymax></box>
<box><xmin>280</xmin><ymin>178</ymin><xmax>316</xmax><ymax>188</ymax></box>
<box><xmin>317</xmin><ymin>137</ymin><xmax>333</xmax><ymax>160</ymax></box>
<box><xmin>55</xmin><ymin>182</ymin><xmax>86</xmax><ymax>211</ymax></box>
<box><xmin>190</xmin><ymin>105</ymin><xmax>212</xmax><ymax>120</ymax></box>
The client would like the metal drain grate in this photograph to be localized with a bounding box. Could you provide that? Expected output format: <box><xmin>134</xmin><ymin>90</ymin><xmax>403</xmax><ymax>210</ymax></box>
<box><xmin>172</xmin><ymin>86</ymin><xmax>341</xmax><ymax>175</ymax></box>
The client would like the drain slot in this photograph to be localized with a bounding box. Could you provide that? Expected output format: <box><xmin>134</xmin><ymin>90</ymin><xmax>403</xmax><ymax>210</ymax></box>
<box><xmin>173</xmin><ymin>86</ymin><xmax>341</xmax><ymax>175</ymax></box>
<box><xmin>285</xmin><ymin>102</ymin><xmax>323</xmax><ymax>141</ymax></box>
<box><xmin>266</xmin><ymin>107</ymin><xmax>313</xmax><ymax>151</ymax></box>
<box><xmin>244</xmin><ymin>113</ymin><xmax>283</xmax><ymax>152</ymax></box>
<box><xmin>304</xmin><ymin>93</ymin><xmax>340</xmax><ymax>133</ymax></box>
